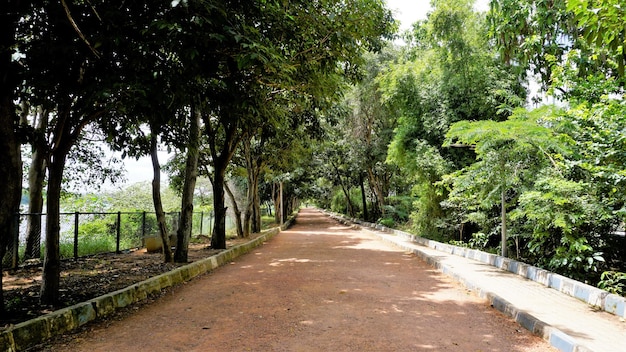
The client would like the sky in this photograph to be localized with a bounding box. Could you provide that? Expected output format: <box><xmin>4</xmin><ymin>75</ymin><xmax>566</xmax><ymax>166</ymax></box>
<box><xmin>114</xmin><ymin>0</ymin><xmax>492</xmax><ymax>189</ymax></box>
<box><xmin>386</xmin><ymin>0</ymin><xmax>490</xmax><ymax>31</ymax></box>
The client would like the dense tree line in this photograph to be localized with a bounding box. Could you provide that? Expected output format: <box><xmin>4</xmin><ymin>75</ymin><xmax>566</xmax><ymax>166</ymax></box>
<box><xmin>0</xmin><ymin>0</ymin><xmax>393</xmax><ymax>314</ymax></box>
<box><xmin>4</xmin><ymin>0</ymin><xmax>626</xmax><ymax>317</ymax></box>
<box><xmin>318</xmin><ymin>0</ymin><xmax>626</xmax><ymax>294</ymax></box>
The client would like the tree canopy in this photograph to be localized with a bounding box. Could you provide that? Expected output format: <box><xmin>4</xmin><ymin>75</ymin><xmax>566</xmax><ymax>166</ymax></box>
<box><xmin>4</xmin><ymin>0</ymin><xmax>626</xmax><ymax>315</ymax></box>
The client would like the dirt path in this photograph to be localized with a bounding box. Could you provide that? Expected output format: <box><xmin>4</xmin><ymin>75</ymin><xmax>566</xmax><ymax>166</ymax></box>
<box><xmin>42</xmin><ymin>209</ymin><xmax>554</xmax><ymax>351</ymax></box>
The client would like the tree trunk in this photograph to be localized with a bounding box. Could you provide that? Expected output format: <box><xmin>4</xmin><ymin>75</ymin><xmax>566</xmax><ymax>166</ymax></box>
<box><xmin>211</xmin><ymin>163</ymin><xmax>228</xmax><ymax>249</ymax></box>
<box><xmin>0</xmin><ymin>95</ymin><xmax>21</xmax><ymax>313</ymax></box>
<box><xmin>359</xmin><ymin>173</ymin><xmax>368</xmax><ymax>221</ymax></box>
<box><xmin>39</xmin><ymin>104</ymin><xmax>102</xmax><ymax>305</ymax></box>
<box><xmin>243</xmin><ymin>193</ymin><xmax>253</xmax><ymax>238</ymax></box>
<box><xmin>273</xmin><ymin>183</ymin><xmax>280</xmax><ymax>224</ymax></box>
<box><xmin>150</xmin><ymin>134</ymin><xmax>173</xmax><ymax>263</ymax></box>
<box><xmin>0</xmin><ymin>1</ymin><xmax>25</xmax><ymax>314</ymax></box>
<box><xmin>340</xmin><ymin>182</ymin><xmax>354</xmax><ymax>217</ymax></box>
<box><xmin>25</xmin><ymin>110</ymin><xmax>48</xmax><ymax>260</ymax></box>
<box><xmin>252</xmin><ymin>175</ymin><xmax>261</xmax><ymax>233</ymax></box>
<box><xmin>243</xmin><ymin>136</ymin><xmax>264</xmax><ymax>236</ymax></box>
<box><xmin>174</xmin><ymin>108</ymin><xmax>200</xmax><ymax>263</ymax></box>
<box><xmin>244</xmin><ymin>168</ymin><xmax>262</xmax><ymax>236</ymax></box>
<box><xmin>40</xmin><ymin>152</ymin><xmax>66</xmax><ymax>305</ymax></box>
<box><xmin>501</xmin><ymin>188</ymin><xmax>508</xmax><ymax>258</ymax></box>
<box><xmin>280</xmin><ymin>181</ymin><xmax>284</xmax><ymax>225</ymax></box>
<box><xmin>224</xmin><ymin>181</ymin><xmax>244</xmax><ymax>238</ymax></box>
<box><xmin>367</xmin><ymin>168</ymin><xmax>388</xmax><ymax>217</ymax></box>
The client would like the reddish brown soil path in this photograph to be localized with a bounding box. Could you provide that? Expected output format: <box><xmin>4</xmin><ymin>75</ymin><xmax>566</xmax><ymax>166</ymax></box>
<box><xmin>42</xmin><ymin>209</ymin><xmax>555</xmax><ymax>351</ymax></box>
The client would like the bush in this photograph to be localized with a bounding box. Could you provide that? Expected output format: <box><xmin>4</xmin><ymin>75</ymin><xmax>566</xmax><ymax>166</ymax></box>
<box><xmin>378</xmin><ymin>218</ymin><xmax>395</xmax><ymax>228</ymax></box>
<box><xmin>598</xmin><ymin>271</ymin><xmax>626</xmax><ymax>296</ymax></box>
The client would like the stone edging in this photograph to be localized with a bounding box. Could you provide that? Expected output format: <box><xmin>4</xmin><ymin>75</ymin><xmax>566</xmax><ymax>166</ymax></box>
<box><xmin>322</xmin><ymin>210</ymin><xmax>625</xmax><ymax>319</ymax></box>
<box><xmin>1</xmin><ymin>217</ymin><xmax>294</xmax><ymax>352</ymax></box>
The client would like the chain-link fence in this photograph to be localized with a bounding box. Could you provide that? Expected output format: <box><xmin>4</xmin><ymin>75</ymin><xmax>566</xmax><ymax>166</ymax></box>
<box><xmin>2</xmin><ymin>211</ymin><xmax>218</xmax><ymax>269</ymax></box>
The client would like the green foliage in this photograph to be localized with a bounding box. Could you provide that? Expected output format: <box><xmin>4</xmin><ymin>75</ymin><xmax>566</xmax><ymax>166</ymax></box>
<box><xmin>512</xmin><ymin>174</ymin><xmax>609</xmax><ymax>281</ymax></box>
<box><xmin>378</xmin><ymin>218</ymin><xmax>395</xmax><ymax>228</ymax></box>
<box><xmin>489</xmin><ymin>0</ymin><xmax>626</xmax><ymax>95</ymax></box>
<box><xmin>409</xmin><ymin>180</ymin><xmax>447</xmax><ymax>240</ymax></box>
<box><xmin>449</xmin><ymin>232</ymin><xmax>494</xmax><ymax>252</ymax></box>
<box><xmin>567</xmin><ymin>0</ymin><xmax>626</xmax><ymax>79</ymax></box>
<box><xmin>381</xmin><ymin>0</ymin><xmax>525</xmax><ymax>240</ymax></box>
<box><xmin>441</xmin><ymin>107</ymin><xmax>569</xmax><ymax>255</ymax></box>
<box><xmin>106</xmin><ymin>182</ymin><xmax>181</xmax><ymax>213</ymax></box>
<box><xmin>330</xmin><ymin>187</ymin><xmax>363</xmax><ymax>216</ymax></box>
<box><xmin>598</xmin><ymin>271</ymin><xmax>626</xmax><ymax>296</ymax></box>
<box><xmin>383</xmin><ymin>195</ymin><xmax>415</xmax><ymax>223</ymax></box>
<box><xmin>488</xmin><ymin>0</ymin><xmax>576</xmax><ymax>91</ymax></box>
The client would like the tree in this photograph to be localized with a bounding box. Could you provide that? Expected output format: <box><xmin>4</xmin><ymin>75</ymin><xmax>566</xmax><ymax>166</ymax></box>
<box><xmin>488</xmin><ymin>0</ymin><xmax>575</xmax><ymax>91</ymax></box>
<box><xmin>17</xmin><ymin>1</ymin><xmax>124</xmax><ymax>305</ymax></box>
<box><xmin>190</xmin><ymin>0</ymin><xmax>394</xmax><ymax>249</ymax></box>
<box><xmin>443</xmin><ymin>106</ymin><xmax>569</xmax><ymax>257</ymax></box>
<box><xmin>344</xmin><ymin>49</ymin><xmax>400</xmax><ymax>220</ymax></box>
<box><xmin>99</xmin><ymin>0</ymin><xmax>201</xmax><ymax>263</ymax></box>
<box><xmin>567</xmin><ymin>0</ymin><xmax>626</xmax><ymax>79</ymax></box>
<box><xmin>174</xmin><ymin>107</ymin><xmax>201</xmax><ymax>262</ymax></box>
<box><xmin>0</xmin><ymin>0</ymin><xmax>27</xmax><ymax>315</ymax></box>
<box><xmin>488</xmin><ymin>0</ymin><xmax>626</xmax><ymax>97</ymax></box>
<box><xmin>381</xmin><ymin>0</ymin><xmax>525</xmax><ymax>237</ymax></box>
<box><xmin>18</xmin><ymin>0</ymin><xmax>179</xmax><ymax>304</ymax></box>
<box><xmin>24</xmin><ymin>107</ymin><xmax>47</xmax><ymax>260</ymax></box>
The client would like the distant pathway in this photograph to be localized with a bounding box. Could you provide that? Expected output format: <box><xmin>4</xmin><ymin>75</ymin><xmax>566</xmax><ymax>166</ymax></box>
<box><xmin>45</xmin><ymin>208</ymin><xmax>553</xmax><ymax>351</ymax></box>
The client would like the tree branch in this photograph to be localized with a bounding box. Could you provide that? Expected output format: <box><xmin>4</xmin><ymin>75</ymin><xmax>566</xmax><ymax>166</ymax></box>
<box><xmin>61</xmin><ymin>0</ymin><xmax>101</xmax><ymax>58</ymax></box>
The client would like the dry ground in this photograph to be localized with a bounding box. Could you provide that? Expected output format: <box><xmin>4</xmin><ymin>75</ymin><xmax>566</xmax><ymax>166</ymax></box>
<box><xmin>28</xmin><ymin>209</ymin><xmax>555</xmax><ymax>352</ymax></box>
<box><xmin>1</xmin><ymin>234</ymin><xmax>258</xmax><ymax>327</ymax></box>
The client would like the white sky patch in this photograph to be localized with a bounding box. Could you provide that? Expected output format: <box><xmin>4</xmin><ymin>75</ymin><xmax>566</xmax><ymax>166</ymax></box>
<box><xmin>385</xmin><ymin>0</ymin><xmax>490</xmax><ymax>32</ymax></box>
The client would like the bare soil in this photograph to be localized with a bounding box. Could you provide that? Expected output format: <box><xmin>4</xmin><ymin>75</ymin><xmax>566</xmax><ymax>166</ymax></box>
<box><xmin>11</xmin><ymin>209</ymin><xmax>556</xmax><ymax>351</ymax></box>
<box><xmin>1</xmin><ymin>234</ymin><xmax>258</xmax><ymax>327</ymax></box>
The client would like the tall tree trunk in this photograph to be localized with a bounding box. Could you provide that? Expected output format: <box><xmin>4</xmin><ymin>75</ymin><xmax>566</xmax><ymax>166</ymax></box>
<box><xmin>0</xmin><ymin>99</ymin><xmax>21</xmax><ymax>313</ymax></box>
<box><xmin>252</xmin><ymin>179</ymin><xmax>261</xmax><ymax>233</ymax></box>
<box><xmin>211</xmin><ymin>162</ymin><xmax>228</xmax><ymax>249</ymax></box>
<box><xmin>204</xmin><ymin>114</ymin><xmax>240</xmax><ymax>249</ymax></box>
<box><xmin>150</xmin><ymin>134</ymin><xmax>173</xmax><ymax>263</ymax></box>
<box><xmin>39</xmin><ymin>105</ymin><xmax>102</xmax><ymax>305</ymax></box>
<box><xmin>501</xmin><ymin>188</ymin><xmax>508</xmax><ymax>258</ymax></box>
<box><xmin>359</xmin><ymin>173</ymin><xmax>368</xmax><ymax>221</ymax></box>
<box><xmin>340</xmin><ymin>182</ymin><xmax>354</xmax><ymax>217</ymax></box>
<box><xmin>0</xmin><ymin>0</ymin><xmax>25</xmax><ymax>314</ymax></box>
<box><xmin>174</xmin><ymin>108</ymin><xmax>200</xmax><ymax>263</ymax></box>
<box><xmin>243</xmin><ymin>200</ymin><xmax>253</xmax><ymax>238</ymax></box>
<box><xmin>245</xmin><ymin>170</ymin><xmax>262</xmax><ymax>235</ymax></box>
<box><xmin>224</xmin><ymin>181</ymin><xmax>244</xmax><ymax>238</ymax></box>
<box><xmin>25</xmin><ymin>109</ymin><xmax>48</xmax><ymax>260</ymax></box>
<box><xmin>332</xmin><ymin>162</ymin><xmax>354</xmax><ymax>217</ymax></box>
<box><xmin>367</xmin><ymin>168</ymin><xmax>388</xmax><ymax>217</ymax></box>
<box><xmin>243</xmin><ymin>136</ymin><xmax>263</xmax><ymax>236</ymax></box>
<box><xmin>273</xmin><ymin>183</ymin><xmax>280</xmax><ymax>224</ymax></box>
<box><xmin>40</xmin><ymin>151</ymin><xmax>66</xmax><ymax>305</ymax></box>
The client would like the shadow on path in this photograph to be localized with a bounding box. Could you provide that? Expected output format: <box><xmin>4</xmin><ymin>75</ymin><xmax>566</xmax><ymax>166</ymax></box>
<box><xmin>43</xmin><ymin>208</ymin><xmax>554</xmax><ymax>352</ymax></box>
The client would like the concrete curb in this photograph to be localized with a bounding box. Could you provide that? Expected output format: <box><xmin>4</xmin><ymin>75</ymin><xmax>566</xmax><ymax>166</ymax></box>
<box><xmin>322</xmin><ymin>210</ymin><xmax>602</xmax><ymax>352</ymax></box>
<box><xmin>1</xmin><ymin>217</ymin><xmax>296</xmax><ymax>352</ymax></box>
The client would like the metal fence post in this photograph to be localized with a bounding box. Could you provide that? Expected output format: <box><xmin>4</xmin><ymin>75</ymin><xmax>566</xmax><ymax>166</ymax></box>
<box><xmin>142</xmin><ymin>211</ymin><xmax>146</xmax><ymax>238</ymax></box>
<box><xmin>116</xmin><ymin>211</ymin><xmax>121</xmax><ymax>253</ymax></box>
<box><xmin>74</xmin><ymin>212</ymin><xmax>79</xmax><ymax>260</ymax></box>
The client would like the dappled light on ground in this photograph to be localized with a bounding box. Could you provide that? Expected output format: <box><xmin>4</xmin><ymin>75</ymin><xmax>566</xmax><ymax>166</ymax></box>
<box><xmin>47</xmin><ymin>208</ymin><xmax>555</xmax><ymax>352</ymax></box>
